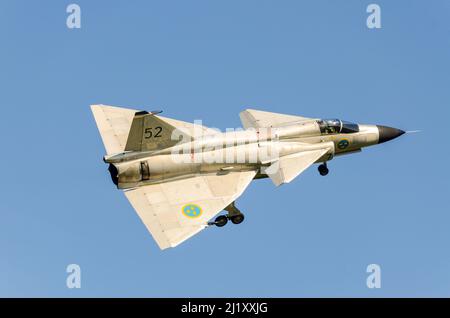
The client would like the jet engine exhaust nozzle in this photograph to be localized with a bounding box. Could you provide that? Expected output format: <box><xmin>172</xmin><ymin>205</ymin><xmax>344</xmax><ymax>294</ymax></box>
<box><xmin>108</xmin><ymin>164</ymin><xmax>119</xmax><ymax>186</ymax></box>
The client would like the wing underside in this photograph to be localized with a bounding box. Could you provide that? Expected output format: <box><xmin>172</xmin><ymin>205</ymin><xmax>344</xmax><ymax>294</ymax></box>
<box><xmin>124</xmin><ymin>170</ymin><xmax>257</xmax><ymax>249</ymax></box>
<box><xmin>264</xmin><ymin>147</ymin><xmax>331</xmax><ymax>186</ymax></box>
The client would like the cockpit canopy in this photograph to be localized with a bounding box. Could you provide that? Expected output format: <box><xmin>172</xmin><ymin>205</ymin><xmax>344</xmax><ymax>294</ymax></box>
<box><xmin>317</xmin><ymin>119</ymin><xmax>359</xmax><ymax>134</ymax></box>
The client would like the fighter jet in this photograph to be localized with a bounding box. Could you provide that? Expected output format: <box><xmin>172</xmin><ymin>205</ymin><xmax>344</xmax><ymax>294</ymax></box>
<box><xmin>91</xmin><ymin>105</ymin><xmax>405</xmax><ymax>250</ymax></box>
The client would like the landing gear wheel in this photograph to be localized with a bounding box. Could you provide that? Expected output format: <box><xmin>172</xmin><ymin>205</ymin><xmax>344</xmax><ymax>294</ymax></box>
<box><xmin>214</xmin><ymin>215</ymin><xmax>228</xmax><ymax>227</ymax></box>
<box><xmin>318</xmin><ymin>164</ymin><xmax>329</xmax><ymax>176</ymax></box>
<box><xmin>230</xmin><ymin>214</ymin><xmax>245</xmax><ymax>225</ymax></box>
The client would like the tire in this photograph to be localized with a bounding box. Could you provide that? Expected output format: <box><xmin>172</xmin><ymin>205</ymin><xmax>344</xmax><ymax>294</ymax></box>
<box><xmin>231</xmin><ymin>214</ymin><xmax>245</xmax><ymax>225</ymax></box>
<box><xmin>215</xmin><ymin>215</ymin><xmax>228</xmax><ymax>227</ymax></box>
<box><xmin>318</xmin><ymin>165</ymin><xmax>329</xmax><ymax>176</ymax></box>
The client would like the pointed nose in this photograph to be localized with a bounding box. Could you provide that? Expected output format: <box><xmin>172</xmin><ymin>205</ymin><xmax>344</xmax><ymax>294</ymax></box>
<box><xmin>377</xmin><ymin>125</ymin><xmax>405</xmax><ymax>144</ymax></box>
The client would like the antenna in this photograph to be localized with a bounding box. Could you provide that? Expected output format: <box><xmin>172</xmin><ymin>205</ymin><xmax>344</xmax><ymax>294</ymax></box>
<box><xmin>405</xmin><ymin>130</ymin><xmax>421</xmax><ymax>134</ymax></box>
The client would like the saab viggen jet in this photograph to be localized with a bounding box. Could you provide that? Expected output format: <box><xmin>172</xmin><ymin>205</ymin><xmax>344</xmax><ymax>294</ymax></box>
<box><xmin>91</xmin><ymin>105</ymin><xmax>405</xmax><ymax>250</ymax></box>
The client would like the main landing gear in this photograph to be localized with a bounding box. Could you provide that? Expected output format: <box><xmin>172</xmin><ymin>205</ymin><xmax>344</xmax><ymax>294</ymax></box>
<box><xmin>209</xmin><ymin>201</ymin><xmax>245</xmax><ymax>227</ymax></box>
<box><xmin>318</xmin><ymin>162</ymin><xmax>329</xmax><ymax>176</ymax></box>
<box><xmin>214</xmin><ymin>215</ymin><xmax>228</xmax><ymax>227</ymax></box>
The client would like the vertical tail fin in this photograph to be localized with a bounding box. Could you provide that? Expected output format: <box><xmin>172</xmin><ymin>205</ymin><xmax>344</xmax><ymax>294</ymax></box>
<box><xmin>125</xmin><ymin>111</ymin><xmax>192</xmax><ymax>152</ymax></box>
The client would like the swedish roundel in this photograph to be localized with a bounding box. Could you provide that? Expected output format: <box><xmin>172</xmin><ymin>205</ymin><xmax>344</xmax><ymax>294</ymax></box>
<box><xmin>182</xmin><ymin>204</ymin><xmax>202</xmax><ymax>218</ymax></box>
<box><xmin>338</xmin><ymin>139</ymin><xmax>350</xmax><ymax>150</ymax></box>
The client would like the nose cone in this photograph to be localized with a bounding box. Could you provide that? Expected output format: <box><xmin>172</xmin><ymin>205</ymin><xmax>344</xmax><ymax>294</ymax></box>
<box><xmin>377</xmin><ymin>125</ymin><xmax>405</xmax><ymax>144</ymax></box>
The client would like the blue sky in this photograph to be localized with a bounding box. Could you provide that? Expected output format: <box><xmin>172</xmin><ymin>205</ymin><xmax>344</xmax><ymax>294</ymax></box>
<box><xmin>1</xmin><ymin>0</ymin><xmax>449</xmax><ymax>297</ymax></box>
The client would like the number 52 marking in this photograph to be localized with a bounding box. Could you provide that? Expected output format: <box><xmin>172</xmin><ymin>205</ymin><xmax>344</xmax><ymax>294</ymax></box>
<box><xmin>144</xmin><ymin>127</ymin><xmax>162</xmax><ymax>139</ymax></box>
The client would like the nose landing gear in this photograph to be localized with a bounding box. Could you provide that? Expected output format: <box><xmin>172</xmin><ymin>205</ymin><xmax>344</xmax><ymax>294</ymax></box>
<box><xmin>318</xmin><ymin>162</ymin><xmax>329</xmax><ymax>176</ymax></box>
<box><xmin>209</xmin><ymin>201</ymin><xmax>245</xmax><ymax>227</ymax></box>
